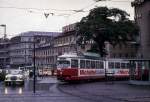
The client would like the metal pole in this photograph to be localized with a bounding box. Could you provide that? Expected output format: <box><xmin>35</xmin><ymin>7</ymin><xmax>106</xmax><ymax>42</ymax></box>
<box><xmin>129</xmin><ymin>61</ymin><xmax>132</xmax><ymax>80</ymax></box>
<box><xmin>148</xmin><ymin>61</ymin><xmax>150</xmax><ymax>81</ymax></box>
<box><xmin>33</xmin><ymin>40</ymin><xmax>36</xmax><ymax>93</ymax></box>
<box><xmin>105</xmin><ymin>59</ymin><xmax>107</xmax><ymax>82</ymax></box>
<box><xmin>25</xmin><ymin>41</ymin><xmax>26</xmax><ymax>71</ymax></box>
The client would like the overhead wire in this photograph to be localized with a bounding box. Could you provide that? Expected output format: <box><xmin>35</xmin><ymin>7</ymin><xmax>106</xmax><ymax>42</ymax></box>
<box><xmin>0</xmin><ymin>0</ymin><xmax>134</xmax><ymax>38</ymax></box>
<box><xmin>0</xmin><ymin>0</ymin><xmax>133</xmax><ymax>17</ymax></box>
<box><xmin>66</xmin><ymin>0</ymin><xmax>133</xmax><ymax>17</ymax></box>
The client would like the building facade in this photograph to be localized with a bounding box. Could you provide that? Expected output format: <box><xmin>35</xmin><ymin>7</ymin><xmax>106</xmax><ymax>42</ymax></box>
<box><xmin>132</xmin><ymin>0</ymin><xmax>150</xmax><ymax>58</ymax></box>
<box><xmin>10</xmin><ymin>31</ymin><xmax>60</xmax><ymax>68</ymax></box>
<box><xmin>35</xmin><ymin>23</ymin><xmax>91</xmax><ymax>70</ymax></box>
<box><xmin>35</xmin><ymin>23</ymin><xmax>138</xmax><ymax>71</ymax></box>
<box><xmin>35</xmin><ymin>24</ymin><xmax>77</xmax><ymax>69</ymax></box>
<box><xmin>35</xmin><ymin>36</ymin><xmax>55</xmax><ymax>69</ymax></box>
<box><xmin>0</xmin><ymin>38</ymin><xmax>10</xmax><ymax>69</ymax></box>
<box><xmin>106</xmin><ymin>42</ymin><xmax>138</xmax><ymax>59</ymax></box>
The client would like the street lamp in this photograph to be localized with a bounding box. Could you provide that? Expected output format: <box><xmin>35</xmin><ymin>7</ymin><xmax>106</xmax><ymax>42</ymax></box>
<box><xmin>33</xmin><ymin>39</ymin><xmax>36</xmax><ymax>93</ymax></box>
<box><xmin>0</xmin><ymin>24</ymin><xmax>6</xmax><ymax>39</ymax></box>
<box><xmin>33</xmin><ymin>37</ymin><xmax>40</xmax><ymax>93</ymax></box>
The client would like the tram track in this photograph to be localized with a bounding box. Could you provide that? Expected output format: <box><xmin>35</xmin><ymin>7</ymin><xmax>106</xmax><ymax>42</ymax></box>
<box><xmin>57</xmin><ymin>83</ymin><xmax>99</xmax><ymax>102</ymax></box>
<box><xmin>56</xmin><ymin>82</ymin><xmax>136</xmax><ymax>102</ymax></box>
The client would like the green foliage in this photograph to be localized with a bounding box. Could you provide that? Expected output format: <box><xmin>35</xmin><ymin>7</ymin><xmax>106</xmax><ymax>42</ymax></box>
<box><xmin>76</xmin><ymin>7</ymin><xmax>139</xmax><ymax>57</ymax></box>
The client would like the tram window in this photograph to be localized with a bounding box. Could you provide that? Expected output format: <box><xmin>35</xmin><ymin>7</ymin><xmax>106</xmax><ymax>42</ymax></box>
<box><xmin>91</xmin><ymin>61</ymin><xmax>96</xmax><ymax>68</ymax></box>
<box><xmin>138</xmin><ymin>62</ymin><xmax>146</xmax><ymax>69</ymax></box>
<box><xmin>97</xmin><ymin>61</ymin><xmax>100</xmax><ymax>69</ymax></box>
<box><xmin>121</xmin><ymin>63</ymin><xmax>126</xmax><ymax>69</ymax></box>
<box><xmin>130</xmin><ymin>62</ymin><xmax>136</xmax><ymax>68</ymax></box>
<box><xmin>137</xmin><ymin>62</ymin><xmax>142</xmax><ymax>68</ymax></box>
<box><xmin>126</xmin><ymin>63</ymin><xmax>130</xmax><ymax>69</ymax></box>
<box><xmin>80</xmin><ymin>60</ymin><xmax>85</xmax><ymax>68</ymax></box>
<box><xmin>108</xmin><ymin>62</ymin><xmax>114</xmax><ymax>69</ymax></box>
<box><xmin>86</xmin><ymin>60</ymin><xmax>91</xmax><ymax>68</ymax></box>
<box><xmin>57</xmin><ymin>60</ymin><xmax>70</xmax><ymax>68</ymax></box>
<box><xmin>71</xmin><ymin>59</ymin><xmax>78</xmax><ymax>68</ymax></box>
<box><xmin>115</xmin><ymin>62</ymin><xmax>120</xmax><ymax>69</ymax></box>
<box><xmin>96</xmin><ymin>61</ymin><xmax>99</xmax><ymax>69</ymax></box>
<box><xmin>99</xmin><ymin>61</ymin><xmax>104</xmax><ymax>69</ymax></box>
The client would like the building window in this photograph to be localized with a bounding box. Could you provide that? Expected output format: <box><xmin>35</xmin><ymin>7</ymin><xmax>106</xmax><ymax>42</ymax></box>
<box><xmin>119</xmin><ymin>53</ymin><xmax>122</xmax><ymax>58</ymax></box>
<box><xmin>113</xmin><ymin>54</ymin><xmax>116</xmax><ymax>58</ymax></box>
<box><xmin>136</xmin><ymin>13</ymin><xmax>142</xmax><ymax>19</ymax></box>
<box><xmin>125</xmin><ymin>53</ymin><xmax>128</xmax><ymax>58</ymax></box>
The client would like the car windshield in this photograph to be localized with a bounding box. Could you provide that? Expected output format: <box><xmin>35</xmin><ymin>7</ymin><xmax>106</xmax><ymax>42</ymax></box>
<box><xmin>9</xmin><ymin>70</ymin><xmax>23</xmax><ymax>75</ymax></box>
<box><xmin>57</xmin><ymin>60</ymin><xmax>70</xmax><ymax>68</ymax></box>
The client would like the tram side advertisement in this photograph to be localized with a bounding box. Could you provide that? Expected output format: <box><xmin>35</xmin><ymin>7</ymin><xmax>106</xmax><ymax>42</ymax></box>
<box><xmin>79</xmin><ymin>69</ymin><xmax>105</xmax><ymax>76</ymax></box>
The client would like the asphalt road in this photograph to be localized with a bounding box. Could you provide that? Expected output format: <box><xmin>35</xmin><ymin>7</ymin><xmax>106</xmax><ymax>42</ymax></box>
<box><xmin>0</xmin><ymin>77</ymin><xmax>150</xmax><ymax>102</ymax></box>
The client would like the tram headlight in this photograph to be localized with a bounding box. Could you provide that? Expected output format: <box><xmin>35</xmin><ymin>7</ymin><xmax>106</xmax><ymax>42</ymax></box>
<box><xmin>5</xmin><ymin>76</ymin><xmax>9</xmax><ymax>80</ymax></box>
<box><xmin>18</xmin><ymin>76</ymin><xmax>23</xmax><ymax>80</ymax></box>
<box><xmin>19</xmin><ymin>77</ymin><xmax>23</xmax><ymax>80</ymax></box>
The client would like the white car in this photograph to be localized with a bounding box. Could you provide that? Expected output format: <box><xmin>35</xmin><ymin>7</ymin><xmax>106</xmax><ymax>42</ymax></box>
<box><xmin>5</xmin><ymin>70</ymin><xmax>25</xmax><ymax>86</ymax></box>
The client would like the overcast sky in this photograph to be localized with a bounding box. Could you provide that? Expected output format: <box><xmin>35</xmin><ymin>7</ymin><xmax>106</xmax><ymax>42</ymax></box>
<box><xmin>0</xmin><ymin>0</ymin><xmax>134</xmax><ymax>38</ymax></box>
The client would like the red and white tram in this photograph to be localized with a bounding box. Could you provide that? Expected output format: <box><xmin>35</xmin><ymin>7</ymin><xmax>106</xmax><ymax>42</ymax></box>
<box><xmin>57</xmin><ymin>52</ymin><xmax>130</xmax><ymax>82</ymax></box>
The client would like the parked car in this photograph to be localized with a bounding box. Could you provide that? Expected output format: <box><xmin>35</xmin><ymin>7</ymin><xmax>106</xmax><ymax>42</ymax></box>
<box><xmin>5</xmin><ymin>69</ymin><xmax>25</xmax><ymax>86</ymax></box>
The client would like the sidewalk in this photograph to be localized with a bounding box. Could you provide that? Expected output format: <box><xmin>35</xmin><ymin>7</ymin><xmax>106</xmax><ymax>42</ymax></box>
<box><xmin>37</xmin><ymin>77</ymin><xmax>58</xmax><ymax>84</ymax></box>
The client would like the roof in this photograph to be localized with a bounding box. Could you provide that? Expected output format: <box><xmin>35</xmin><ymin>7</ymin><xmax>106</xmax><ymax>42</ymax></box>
<box><xmin>55</xmin><ymin>31</ymin><xmax>75</xmax><ymax>39</ymax></box>
<box><xmin>19</xmin><ymin>31</ymin><xmax>61</xmax><ymax>37</ymax></box>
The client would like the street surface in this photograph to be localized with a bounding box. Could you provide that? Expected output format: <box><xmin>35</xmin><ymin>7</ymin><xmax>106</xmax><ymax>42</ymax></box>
<box><xmin>0</xmin><ymin>77</ymin><xmax>150</xmax><ymax>102</ymax></box>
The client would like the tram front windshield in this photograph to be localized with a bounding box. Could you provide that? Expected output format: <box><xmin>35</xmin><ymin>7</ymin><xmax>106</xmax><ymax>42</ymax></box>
<box><xmin>57</xmin><ymin>60</ymin><xmax>70</xmax><ymax>68</ymax></box>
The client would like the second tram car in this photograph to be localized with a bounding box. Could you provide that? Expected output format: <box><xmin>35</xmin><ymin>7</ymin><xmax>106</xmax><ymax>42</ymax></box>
<box><xmin>57</xmin><ymin>52</ymin><xmax>130</xmax><ymax>82</ymax></box>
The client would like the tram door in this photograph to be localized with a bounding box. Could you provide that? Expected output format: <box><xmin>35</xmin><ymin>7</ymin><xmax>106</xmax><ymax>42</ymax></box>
<box><xmin>132</xmin><ymin>61</ymin><xmax>150</xmax><ymax>81</ymax></box>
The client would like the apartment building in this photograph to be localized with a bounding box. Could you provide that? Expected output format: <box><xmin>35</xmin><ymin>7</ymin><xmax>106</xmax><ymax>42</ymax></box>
<box><xmin>132</xmin><ymin>0</ymin><xmax>150</xmax><ymax>58</ymax></box>
<box><xmin>0</xmin><ymin>38</ymin><xmax>10</xmax><ymax>69</ymax></box>
<box><xmin>10</xmin><ymin>31</ymin><xmax>60</xmax><ymax>68</ymax></box>
<box><xmin>35</xmin><ymin>24</ymin><xmax>77</xmax><ymax>69</ymax></box>
<box><xmin>106</xmin><ymin>42</ymin><xmax>138</xmax><ymax>58</ymax></box>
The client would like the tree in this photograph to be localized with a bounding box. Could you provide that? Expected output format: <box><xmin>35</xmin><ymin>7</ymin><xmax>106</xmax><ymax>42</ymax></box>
<box><xmin>76</xmin><ymin>7</ymin><xmax>139</xmax><ymax>57</ymax></box>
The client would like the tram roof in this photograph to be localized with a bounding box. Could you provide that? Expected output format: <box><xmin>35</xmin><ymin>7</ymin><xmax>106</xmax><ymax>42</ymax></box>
<box><xmin>58</xmin><ymin>52</ymin><xmax>84</xmax><ymax>58</ymax></box>
<box><xmin>58</xmin><ymin>52</ymin><xmax>102</xmax><ymax>59</ymax></box>
<box><xmin>58</xmin><ymin>52</ymin><xmax>139</xmax><ymax>61</ymax></box>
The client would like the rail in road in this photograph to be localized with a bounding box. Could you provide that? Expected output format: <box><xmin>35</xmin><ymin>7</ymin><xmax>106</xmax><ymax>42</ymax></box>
<box><xmin>0</xmin><ymin>77</ymin><xmax>150</xmax><ymax>102</ymax></box>
<box><xmin>56</xmin><ymin>81</ymin><xmax>150</xmax><ymax>102</ymax></box>
<box><xmin>57</xmin><ymin>82</ymin><xmax>128</xmax><ymax>102</ymax></box>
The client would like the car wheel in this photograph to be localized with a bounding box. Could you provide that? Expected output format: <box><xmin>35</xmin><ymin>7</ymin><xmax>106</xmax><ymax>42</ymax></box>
<box><xmin>21</xmin><ymin>81</ymin><xmax>24</xmax><ymax>86</ymax></box>
<box><xmin>5</xmin><ymin>82</ymin><xmax>9</xmax><ymax>86</ymax></box>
